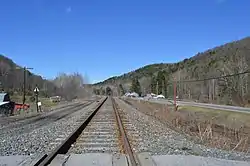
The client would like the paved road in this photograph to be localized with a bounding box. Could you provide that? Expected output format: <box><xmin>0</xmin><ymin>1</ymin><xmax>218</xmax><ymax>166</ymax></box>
<box><xmin>128</xmin><ymin>97</ymin><xmax>250</xmax><ymax>113</ymax></box>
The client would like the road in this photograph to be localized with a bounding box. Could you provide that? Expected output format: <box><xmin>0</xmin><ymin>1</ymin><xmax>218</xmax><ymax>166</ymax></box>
<box><xmin>129</xmin><ymin>97</ymin><xmax>250</xmax><ymax>113</ymax></box>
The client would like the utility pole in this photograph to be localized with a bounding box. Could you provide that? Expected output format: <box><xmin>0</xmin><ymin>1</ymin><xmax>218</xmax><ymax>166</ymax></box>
<box><xmin>23</xmin><ymin>67</ymin><xmax>26</xmax><ymax>106</ymax></box>
<box><xmin>174</xmin><ymin>77</ymin><xmax>177</xmax><ymax>111</ymax></box>
<box><xmin>16</xmin><ymin>67</ymin><xmax>33</xmax><ymax>106</ymax></box>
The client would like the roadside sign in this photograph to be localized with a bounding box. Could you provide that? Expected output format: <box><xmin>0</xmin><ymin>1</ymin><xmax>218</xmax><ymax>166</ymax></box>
<box><xmin>38</xmin><ymin>102</ymin><xmax>42</xmax><ymax>106</ymax></box>
<box><xmin>34</xmin><ymin>87</ymin><xmax>39</xmax><ymax>92</ymax></box>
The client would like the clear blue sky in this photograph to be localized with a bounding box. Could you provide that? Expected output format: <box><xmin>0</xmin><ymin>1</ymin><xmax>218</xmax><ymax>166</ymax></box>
<box><xmin>0</xmin><ymin>0</ymin><xmax>249</xmax><ymax>83</ymax></box>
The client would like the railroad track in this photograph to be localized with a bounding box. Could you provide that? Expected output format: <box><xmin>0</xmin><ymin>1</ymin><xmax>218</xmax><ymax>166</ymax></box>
<box><xmin>0</xmin><ymin>102</ymin><xmax>93</xmax><ymax>137</ymax></box>
<box><xmin>35</xmin><ymin>97</ymin><xmax>141</xmax><ymax>166</ymax></box>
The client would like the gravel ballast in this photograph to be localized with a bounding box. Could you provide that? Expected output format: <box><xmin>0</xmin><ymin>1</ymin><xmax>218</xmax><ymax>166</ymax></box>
<box><xmin>115</xmin><ymin>98</ymin><xmax>250</xmax><ymax>162</ymax></box>
<box><xmin>0</xmin><ymin>101</ymin><xmax>99</xmax><ymax>156</ymax></box>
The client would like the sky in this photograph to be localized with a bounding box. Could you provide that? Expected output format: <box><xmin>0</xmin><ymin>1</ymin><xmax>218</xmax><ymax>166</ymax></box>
<box><xmin>0</xmin><ymin>0</ymin><xmax>250</xmax><ymax>83</ymax></box>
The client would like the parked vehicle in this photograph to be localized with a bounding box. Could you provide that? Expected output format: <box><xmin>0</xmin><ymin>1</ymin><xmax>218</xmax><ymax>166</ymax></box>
<box><xmin>50</xmin><ymin>96</ymin><xmax>61</xmax><ymax>102</ymax></box>
<box><xmin>0</xmin><ymin>93</ymin><xmax>15</xmax><ymax>116</ymax></box>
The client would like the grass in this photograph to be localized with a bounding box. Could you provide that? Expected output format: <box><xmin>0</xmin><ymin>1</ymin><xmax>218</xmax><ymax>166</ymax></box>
<box><xmin>178</xmin><ymin>106</ymin><xmax>250</xmax><ymax>128</ymax></box>
<box><xmin>125</xmin><ymin>98</ymin><xmax>250</xmax><ymax>153</ymax></box>
<box><xmin>39</xmin><ymin>98</ymin><xmax>58</xmax><ymax>107</ymax></box>
<box><xmin>11</xmin><ymin>95</ymin><xmax>57</xmax><ymax>107</ymax></box>
<box><xmin>10</xmin><ymin>95</ymin><xmax>59</xmax><ymax>115</ymax></box>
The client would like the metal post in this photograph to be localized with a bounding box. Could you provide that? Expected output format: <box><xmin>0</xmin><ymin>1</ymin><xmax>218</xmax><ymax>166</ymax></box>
<box><xmin>20</xmin><ymin>67</ymin><xmax>33</xmax><ymax>109</ymax></box>
<box><xmin>36</xmin><ymin>93</ymin><xmax>39</xmax><ymax>112</ymax></box>
<box><xmin>23</xmin><ymin>67</ymin><xmax>26</xmax><ymax>106</ymax></box>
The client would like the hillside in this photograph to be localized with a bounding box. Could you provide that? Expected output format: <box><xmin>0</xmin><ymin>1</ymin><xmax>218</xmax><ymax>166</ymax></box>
<box><xmin>0</xmin><ymin>54</ymin><xmax>58</xmax><ymax>98</ymax></box>
<box><xmin>94</xmin><ymin>37</ymin><xmax>250</xmax><ymax>106</ymax></box>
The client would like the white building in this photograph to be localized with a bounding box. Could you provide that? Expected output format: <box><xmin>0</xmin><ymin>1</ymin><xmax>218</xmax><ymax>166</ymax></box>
<box><xmin>124</xmin><ymin>92</ymin><xmax>139</xmax><ymax>98</ymax></box>
<box><xmin>154</xmin><ymin>94</ymin><xmax>165</xmax><ymax>99</ymax></box>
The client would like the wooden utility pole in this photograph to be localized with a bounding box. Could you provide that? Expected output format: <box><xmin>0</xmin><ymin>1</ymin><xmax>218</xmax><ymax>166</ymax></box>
<box><xmin>23</xmin><ymin>67</ymin><xmax>26</xmax><ymax>105</ymax></box>
<box><xmin>16</xmin><ymin>67</ymin><xmax>33</xmax><ymax>106</ymax></box>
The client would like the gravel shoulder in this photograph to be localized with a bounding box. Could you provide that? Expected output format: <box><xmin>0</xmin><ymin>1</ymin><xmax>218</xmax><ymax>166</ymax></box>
<box><xmin>0</xmin><ymin>101</ymin><xmax>83</xmax><ymax>128</ymax></box>
<box><xmin>0</xmin><ymin>100</ymin><xmax>100</xmax><ymax>156</ymax></box>
<box><xmin>0</xmin><ymin>102</ymin><xmax>89</xmax><ymax>136</ymax></box>
<box><xmin>115</xmin><ymin>98</ymin><xmax>250</xmax><ymax>162</ymax></box>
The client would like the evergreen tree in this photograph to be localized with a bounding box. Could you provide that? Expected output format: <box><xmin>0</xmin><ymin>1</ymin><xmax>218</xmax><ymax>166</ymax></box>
<box><xmin>157</xmin><ymin>71</ymin><xmax>165</xmax><ymax>94</ymax></box>
<box><xmin>162</xmin><ymin>71</ymin><xmax>169</xmax><ymax>97</ymax></box>
<box><xmin>93</xmin><ymin>88</ymin><xmax>100</xmax><ymax>95</ymax></box>
<box><xmin>150</xmin><ymin>76</ymin><xmax>157</xmax><ymax>94</ymax></box>
<box><xmin>118</xmin><ymin>84</ymin><xmax>125</xmax><ymax>96</ymax></box>
<box><xmin>106</xmin><ymin>86</ymin><xmax>112</xmax><ymax>96</ymax></box>
<box><xmin>130</xmin><ymin>78</ymin><xmax>141</xmax><ymax>96</ymax></box>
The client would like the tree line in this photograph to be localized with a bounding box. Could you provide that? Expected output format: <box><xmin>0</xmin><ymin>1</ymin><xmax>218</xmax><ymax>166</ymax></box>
<box><xmin>0</xmin><ymin>54</ymin><xmax>91</xmax><ymax>101</ymax></box>
<box><xmin>92</xmin><ymin>71</ymin><xmax>170</xmax><ymax>97</ymax></box>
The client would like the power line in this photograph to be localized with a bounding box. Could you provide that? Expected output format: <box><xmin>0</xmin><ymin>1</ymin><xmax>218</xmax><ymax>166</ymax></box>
<box><xmin>171</xmin><ymin>70</ymin><xmax>250</xmax><ymax>84</ymax></box>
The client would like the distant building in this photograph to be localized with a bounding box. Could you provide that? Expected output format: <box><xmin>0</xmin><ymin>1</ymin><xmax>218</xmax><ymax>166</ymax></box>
<box><xmin>155</xmin><ymin>94</ymin><xmax>165</xmax><ymax>99</ymax></box>
<box><xmin>145</xmin><ymin>93</ymin><xmax>156</xmax><ymax>99</ymax></box>
<box><xmin>124</xmin><ymin>93</ymin><xmax>131</xmax><ymax>97</ymax></box>
<box><xmin>130</xmin><ymin>92</ymin><xmax>139</xmax><ymax>98</ymax></box>
<box><xmin>124</xmin><ymin>92</ymin><xmax>139</xmax><ymax>98</ymax></box>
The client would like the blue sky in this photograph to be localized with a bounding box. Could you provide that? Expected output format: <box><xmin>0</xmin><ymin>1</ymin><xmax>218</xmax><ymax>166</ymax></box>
<box><xmin>0</xmin><ymin>0</ymin><xmax>249</xmax><ymax>83</ymax></box>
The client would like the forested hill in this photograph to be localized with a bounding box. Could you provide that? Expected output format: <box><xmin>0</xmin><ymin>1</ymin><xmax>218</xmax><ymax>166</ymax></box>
<box><xmin>0</xmin><ymin>54</ymin><xmax>58</xmax><ymax>97</ymax></box>
<box><xmin>93</xmin><ymin>37</ymin><xmax>250</xmax><ymax>106</ymax></box>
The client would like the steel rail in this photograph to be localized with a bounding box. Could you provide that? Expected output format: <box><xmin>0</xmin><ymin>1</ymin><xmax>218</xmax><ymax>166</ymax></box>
<box><xmin>35</xmin><ymin>97</ymin><xmax>108</xmax><ymax>166</ymax></box>
<box><xmin>112</xmin><ymin>97</ymin><xmax>140</xmax><ymax>166</ymax></box>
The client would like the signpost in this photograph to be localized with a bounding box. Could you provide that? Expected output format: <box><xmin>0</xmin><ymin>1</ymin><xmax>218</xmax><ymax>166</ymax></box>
<box><xmin>34</xmin><ymin>86</ymin><xmax>39</xmax><ymax>112</ymax></box>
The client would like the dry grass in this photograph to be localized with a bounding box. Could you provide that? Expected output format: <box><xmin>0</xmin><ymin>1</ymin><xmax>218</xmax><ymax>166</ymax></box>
<box><xmin>11</xmin><ymin>95</ymin><xmax>58</xmax><ymax>115</ymax></box>
<box><xmin>178</xmin><ymin>106</ymin><xmax>250</xmax><ymax>127</ymax></box>
<box><xmin>125</xmin><ymin>98</ymin><xmax>250</xmax><ymax>153</ymax></box>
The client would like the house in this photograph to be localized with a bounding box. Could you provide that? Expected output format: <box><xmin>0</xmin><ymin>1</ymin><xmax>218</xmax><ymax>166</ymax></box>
<box><xmin>154</xmin><ymin>94</ymin><xmax>165</xmax><ymax>99</ymax></box>
<box><xmin>124</xmin><ymin>93</ymin><xmax>131</xmax><ymax>97</ymax></box>
<box><xmin>130</xmin><ymin>92</ymin><xmax>139</xmax><ymax>98</ymax></box>
<box><xmin>124</xmin><ymin>92</ymin><xmax>139</xmax><ymax>98</ymax></box>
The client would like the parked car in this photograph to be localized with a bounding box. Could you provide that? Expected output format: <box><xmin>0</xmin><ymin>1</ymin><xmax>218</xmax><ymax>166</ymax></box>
<box><xmin>0</xmin><ymin>93</ymin><xmax>15</xmax><ymax>116</ymax></box>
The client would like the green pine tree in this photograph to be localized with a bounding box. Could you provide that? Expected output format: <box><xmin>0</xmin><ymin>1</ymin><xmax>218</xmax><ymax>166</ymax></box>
<box><xmin>130</xmin><ymin>78</ymin><xmax>141</xmax><ymax>96</ymax></box>
<box><xmin>118</xmin><ymin>84</ymin><xmax>125</xmax><ymax>96</ymax></box>
<box><xmin>106</xmin><ymin>86</ymin><xmax>112</xmax><ymax>96</ymax></box>
<box><xmin>157</xmin><ymin>71</ymin><xmax>165</xmax><ymax>95</ymax></box>
<box><xmin>150</xmin><ymin>76</ymin><xmax>157</xmax><ymax>94</ymax></box>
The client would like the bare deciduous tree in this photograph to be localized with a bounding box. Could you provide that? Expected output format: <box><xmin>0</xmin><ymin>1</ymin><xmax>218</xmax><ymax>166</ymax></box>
<box><xmin>53</xmin><ymin>72</ymin><xmax>89</xmax><ymax>100</ymax></box>
<box><xmin>0</xmin><ymin>61</ymin><xmax>11</xmax><ymax>90</ymax></box>
<box><xmin>0</xmin><ymin>61</ymin><xmax>11</xmax><ymax>77</ymax></box>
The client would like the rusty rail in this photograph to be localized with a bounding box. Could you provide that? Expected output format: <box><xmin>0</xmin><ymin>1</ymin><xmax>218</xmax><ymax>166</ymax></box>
<box><xmin>35</xmin><ymin>97</ymin><xmax>139</xmax><ymax>166</ymax></box>
<box><xmin>35</xmin><ymin>97</ymin><xmax>108</xmax><ymax>166</ymax></box>
<box><xmin>112</xmin><ymin>97</ymin><xmax>140</xmax><ymax>166</ymax></box>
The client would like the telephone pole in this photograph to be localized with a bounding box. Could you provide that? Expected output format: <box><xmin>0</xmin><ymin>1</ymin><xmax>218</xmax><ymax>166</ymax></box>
<box><xmin>174</xmin><ymin>77</ymin><xmax>177</xmax><ymax>111</ymax></box>
<box><xmin>16</xmin><ymin>67</ymin><xmax>33</xmax><ymax>106</ymax></box>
